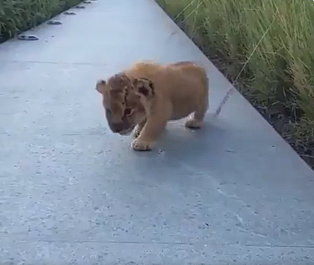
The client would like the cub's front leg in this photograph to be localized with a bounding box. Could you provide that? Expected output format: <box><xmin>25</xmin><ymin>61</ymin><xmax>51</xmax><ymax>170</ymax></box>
<box><xmin>133</xmin><ymin>118</ymin><xmax>147</xmax><ymax>138</ymax></box>
<box><xmin>131</xmin><ymin>115</ymin><xmax>168</xmax><ymax>151</ymax></box>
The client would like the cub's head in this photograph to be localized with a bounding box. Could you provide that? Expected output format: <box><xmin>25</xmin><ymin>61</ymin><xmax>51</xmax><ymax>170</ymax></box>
<box><xmin>96</xmin><ymin>73</ymin><xmax>154</xmax><ymax>135</ymax></box>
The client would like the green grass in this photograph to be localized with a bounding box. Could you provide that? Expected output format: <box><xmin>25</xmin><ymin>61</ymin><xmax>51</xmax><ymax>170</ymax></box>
<box><xmin>158</xmin><ymin>0</ymin><xmax>314</xmax><ymax>168</ymax></box>
<box><xmin>0</xmin><ymin>0</ymin><xmax>82</xmax><ymax>42</ymax></box>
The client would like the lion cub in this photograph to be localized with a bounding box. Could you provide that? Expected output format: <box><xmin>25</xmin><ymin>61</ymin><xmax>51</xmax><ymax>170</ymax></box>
<box><xmin>96</xmin><ymin>61</ymin><xmax>209</xmax><ymax>151</ymax></box>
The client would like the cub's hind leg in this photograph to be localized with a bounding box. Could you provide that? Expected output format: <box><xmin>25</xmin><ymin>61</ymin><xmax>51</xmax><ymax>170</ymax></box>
<box><xmin>185</xmin><ymin>95</ymin><xmax>208</xmax><ymax>129</ymax></box>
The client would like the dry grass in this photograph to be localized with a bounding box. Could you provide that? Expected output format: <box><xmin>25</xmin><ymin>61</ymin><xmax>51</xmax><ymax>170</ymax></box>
<box><xmin>158</xmin><ymin>0</ymin><xmax>314</xmax><ymax>168</ymax></box>
<box><xmin>0</xmin><ymin>0</ymin><xmax>82</xmax><ymax>42</ymax></box>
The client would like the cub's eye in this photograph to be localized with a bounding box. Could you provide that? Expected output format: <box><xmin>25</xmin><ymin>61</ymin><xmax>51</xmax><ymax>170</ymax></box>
<box><xmin>124</xmin><ymin>108</ymin><xmax>132</xmax><ymax>116</ymax></box>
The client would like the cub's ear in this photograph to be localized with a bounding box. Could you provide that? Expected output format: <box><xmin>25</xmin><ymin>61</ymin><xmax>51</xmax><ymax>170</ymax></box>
<box><xmin>96</xmin><ymin>79</ymin><xmax>107</xmax><ymax>94</ymax></box>
<box><xmin>132</xmin><ymin>78</ymin><xmax>155</xmax><ymax>98</ymax></box>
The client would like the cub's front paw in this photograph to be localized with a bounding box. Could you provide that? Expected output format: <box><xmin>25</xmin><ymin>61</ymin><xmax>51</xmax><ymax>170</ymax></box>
<box><xmin>131</xmin><ymin>138</ymin><xmax>154</xmax><ymax>151</ymax></box>
<box><xmin>185</xmin><ymin>118</ymin><xmax>203</xmax><ymax>129</ymax></box>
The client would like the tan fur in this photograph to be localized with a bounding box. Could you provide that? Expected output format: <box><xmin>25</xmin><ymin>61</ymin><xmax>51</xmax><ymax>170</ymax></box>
<box><xmin>96</xmin><ymin>61</ymin><xmax>209</xmax><ymax>151</ymax></box>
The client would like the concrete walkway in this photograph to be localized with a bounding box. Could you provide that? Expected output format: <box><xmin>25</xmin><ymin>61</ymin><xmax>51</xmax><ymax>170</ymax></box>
<box><xmin>1</xmin><ymin>0</ymin><xmax>314</xmax><ymax>264</ymax></box>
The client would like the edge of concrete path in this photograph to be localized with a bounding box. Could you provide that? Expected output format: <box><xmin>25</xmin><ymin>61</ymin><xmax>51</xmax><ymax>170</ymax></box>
<box><xmin>0</xmin><ymin>0</ymin><xmax>84</xmax><ymax>44</ymax></box>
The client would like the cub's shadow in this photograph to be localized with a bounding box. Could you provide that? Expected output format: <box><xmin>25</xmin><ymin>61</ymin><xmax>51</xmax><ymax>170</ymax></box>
<box><xmin>131</xmin><ymin>115</ymin><xmax>233</xmax><ymax>180</ymax></box>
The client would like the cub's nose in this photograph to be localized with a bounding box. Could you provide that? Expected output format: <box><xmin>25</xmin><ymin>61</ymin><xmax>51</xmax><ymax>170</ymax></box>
<box><xmin>111</xmin><ymin>122</ymin><xmax>124</xmax><ymax>133</ymax></box>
